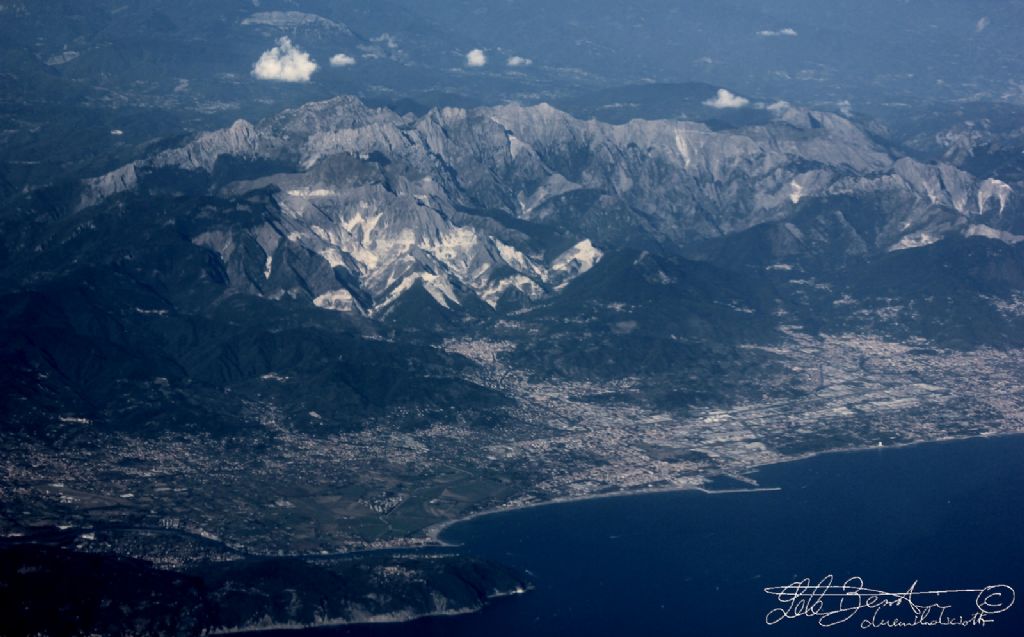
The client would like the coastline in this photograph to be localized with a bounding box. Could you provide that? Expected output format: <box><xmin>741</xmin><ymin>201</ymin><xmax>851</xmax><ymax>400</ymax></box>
<box><xmin>213</xmin><ymin>584</ymin><xmax>533</xmax><ymax>636</ymax></box>
<box><xmin>155</xmin><ymin>430</ymin><xmax>1024</xmax><ymax>635</ymax></box>
<box><xmin>419</xmin><ymin>429</ymin><xmax>1024</xmax><ymax>547</ymax></box>
<box><xmin>420</xmin><ymin>485</ymin><xmax>782</xmax><ymax>548</ymax></box>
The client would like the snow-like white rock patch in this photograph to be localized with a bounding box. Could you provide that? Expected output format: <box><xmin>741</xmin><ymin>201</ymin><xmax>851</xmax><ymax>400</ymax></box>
<box><xmin>551</xmin><ymin>239</ymin><xmax>603</xmax><ymax>289</ymax></box>
<box><xmin>287</xmin><ymin>188</ymin><xmax>337</xmax><ymax>198</ymax></box>
<box><xmin>977</xmin><ymin>179</ymin><xmax>1012</xmax><ymax>215</ymax></box>
<box><xmin>242</xmin><ymin>11</ymin><xmax>348</xmax><ymax>31</ymax></box>
<box><xmin>314</xmin><ymin>288</ymin><xmax>357</xmax><ymax>312</ymax></box>
<box><xmin>481</xmin><ymin>275</ymin><xmax>544</xmax><ymax>308</ymax></box>
<box><xmin>965</xmin><ymin>224</ymin><xmax>1024</xmax><ymax>245</ymax></box>
<box><xmin>890</xmin><ymin>232</ymin><xmax>940</xmax><ymax>251</ymax></box>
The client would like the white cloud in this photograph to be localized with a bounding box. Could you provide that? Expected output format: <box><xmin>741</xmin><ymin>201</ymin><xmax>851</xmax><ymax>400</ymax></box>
<box><xmin>373</xmin><ymin>33</ymin><xmax>399</xmax><ymax>49</ymax></box>
<box><xmin>704</xmin><ymin>88</ymin><xmax>750</xmax><ymax>109</ymax></box>
<box><xmin>466</xmin><ymin>48</ymin><xmax>487</xmax><ymax>67</ymax></box>
<box><xmin>330</xmin><ymin>53</ymin><xmax>357</xmax><ymax>67</ymax></box>
<box><xmin>507</xmin><ymin>55</ymin><xmax>532</xmax><ymax>67</ymax></box>
<box><xmin>758</xmin><ymin>27</ymin><xmax>798</xmax><ymax>37</ymax></box>
<box><xmin>976</xmin><ymin>16</ymin><xmax>990</xmax><ymax>33</ymax></box>
<box><xmin>252</xmin><ymin>37</ymin><xmax>317</xmax><ymax>82</ymax></box>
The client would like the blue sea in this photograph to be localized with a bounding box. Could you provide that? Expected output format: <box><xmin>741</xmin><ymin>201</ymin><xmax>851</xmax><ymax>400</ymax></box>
<box><xmin>299</xmin><ymin>435</ymin><xmax>1024</xmax><ymax>636</ymax></box>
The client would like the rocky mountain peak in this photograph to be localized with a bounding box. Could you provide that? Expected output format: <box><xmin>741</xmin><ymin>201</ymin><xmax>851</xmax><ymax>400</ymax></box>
<box><xmin>75</xmin><ymin>95</ymin><xmax>1016</xmax><ymax>317</ymax></box>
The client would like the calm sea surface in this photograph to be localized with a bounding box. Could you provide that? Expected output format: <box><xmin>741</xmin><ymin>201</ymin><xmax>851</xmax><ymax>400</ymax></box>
<box><xmin>290</xmin><ymin>435</ymin><xmax>1024</xmax><ymax>637</ymax></box>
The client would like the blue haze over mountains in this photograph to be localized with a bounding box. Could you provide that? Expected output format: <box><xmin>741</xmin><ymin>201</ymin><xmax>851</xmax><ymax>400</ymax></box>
<box><xmin>2</xmin><ymin>1</ymin><xmax>1024</xmax><ymax>635</ymax></box>
<box><xmin>3</xmin><ymin>0</ymin><xmax>1024</xmax><ymax>180</ymax></box>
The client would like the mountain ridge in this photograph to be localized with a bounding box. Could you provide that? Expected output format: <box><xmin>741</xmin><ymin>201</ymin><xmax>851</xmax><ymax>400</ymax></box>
<box><xmin>67</xmin><ymin>95</ymin><xmax>1016</xmax><ymax>320</ymax></box>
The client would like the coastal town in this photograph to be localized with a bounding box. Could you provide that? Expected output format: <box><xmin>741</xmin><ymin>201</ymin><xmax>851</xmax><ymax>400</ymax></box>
<box><xmin>4</xmin><ymin>326</ymin><xmax>1023</xmax><ymax>567</ymax></box>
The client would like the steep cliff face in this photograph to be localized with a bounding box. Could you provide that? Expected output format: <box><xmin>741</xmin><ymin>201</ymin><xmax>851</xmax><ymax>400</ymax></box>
<box><xmin>77</xmin><ymin>96</ymin><xmax>1015</xmax><ymax>317</ymax></box>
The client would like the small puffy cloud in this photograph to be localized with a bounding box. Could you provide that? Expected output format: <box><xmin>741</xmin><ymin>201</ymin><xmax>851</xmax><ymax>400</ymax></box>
<box><xmin>704</xmin><ymin>88</ymin><xmax>750</xmax><ymax>109</ymax></box>
<box><xmin>330</xmin><ymin>53</ymin><xmax>357</xmax><ymax>67</ymax></box>
<box><xmin>252</xmin><ymin>37</ymin><xmax>317</xmax><ymax>82</ymax></box>
<box><xmin>466</xmin><ymin>48</ymin><xmax>487</xmax><ymax>67</ymax></box>
<box><xmin>373</xmin><ymin>33</ymin><xmax>399</xmax><ymax>49</ymax></box>
<box><xmin>758</xmin><ymin>27</ymin><xmax>798</xmax><ymax>37</ymax></box>
<box><xmin>507</xmin><ymin>55</ymin><xmax>532</xmax><ymax>67</ymax></box>
<box><xmin>976</xmin><ymin>16</ymin><xmax>990</xmax><ymax>32</ymax></box>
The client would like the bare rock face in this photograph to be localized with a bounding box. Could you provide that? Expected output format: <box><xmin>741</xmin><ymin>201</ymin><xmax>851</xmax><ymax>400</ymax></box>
<box><xmin>78</xmin><ymin>96</ymin><xmax>1015</xmax><ymax>316</ymax></box>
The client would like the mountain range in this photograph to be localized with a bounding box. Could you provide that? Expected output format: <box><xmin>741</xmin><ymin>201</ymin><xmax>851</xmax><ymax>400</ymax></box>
<box><xmin>2</xmin><ymin>93</ymin><xmax>1022</xmax><ymax>442</ymax></box>
<box><xmin>64</xmin><ymin>95</ymin><xmax>1019</xmax><ymax>321</ymax></box>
